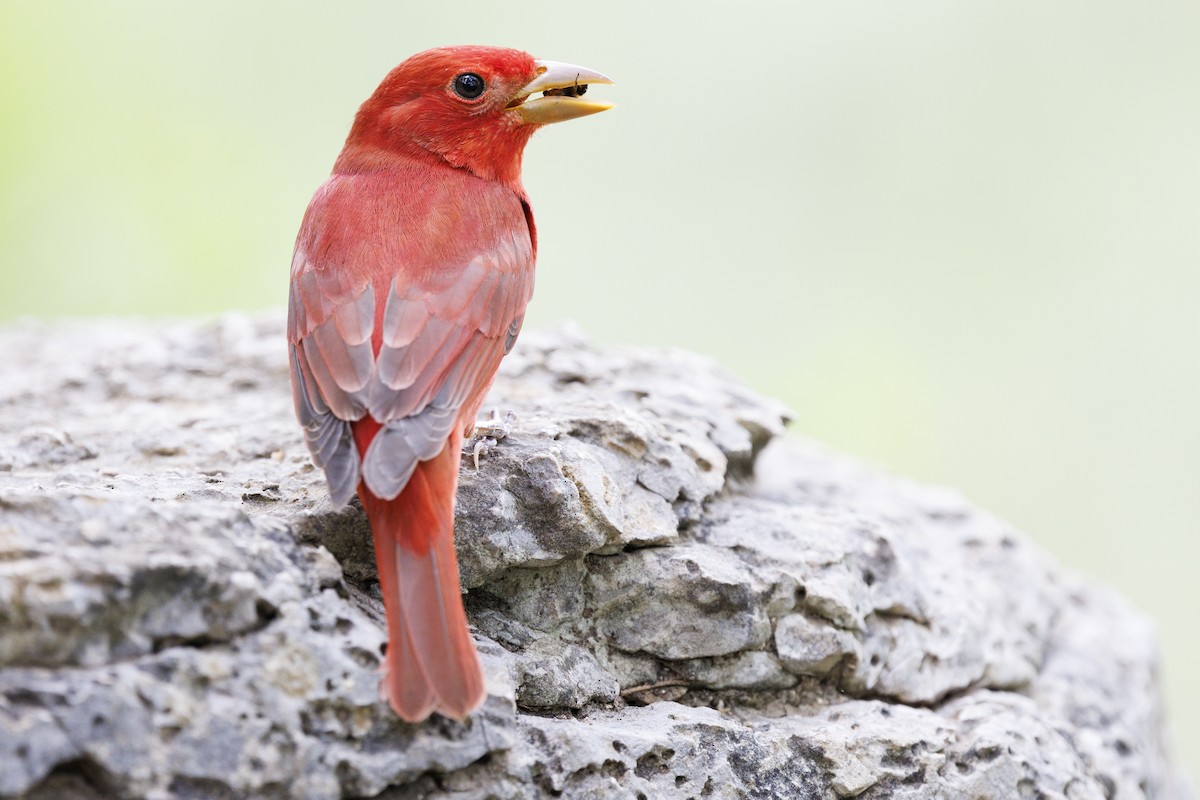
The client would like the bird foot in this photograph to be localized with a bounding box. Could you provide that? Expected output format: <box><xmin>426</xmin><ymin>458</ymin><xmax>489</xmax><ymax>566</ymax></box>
<box><xmin>466</xmin><ymin>409</ymin><xmax>517</xmax><ymax>470</ymax></box>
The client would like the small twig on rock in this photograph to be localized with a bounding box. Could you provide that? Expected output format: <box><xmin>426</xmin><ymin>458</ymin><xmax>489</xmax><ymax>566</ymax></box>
<box><xmin>620</xmin><ymin>680</ymin><xmax>692</xmax><ymax>697</ymax></box>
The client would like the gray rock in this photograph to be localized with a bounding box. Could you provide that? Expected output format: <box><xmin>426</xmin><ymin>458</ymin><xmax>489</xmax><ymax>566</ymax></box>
<box><xmin>0</xmin><ymin>313</ymin><xmax>1190</xmax><ymax>799</ymax></box>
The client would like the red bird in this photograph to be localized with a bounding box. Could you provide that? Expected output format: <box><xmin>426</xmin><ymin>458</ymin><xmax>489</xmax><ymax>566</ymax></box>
<box><xmin>287</xmin><ymin>47</ymin><xmax>612</xmax><ymax>722</ymax></box>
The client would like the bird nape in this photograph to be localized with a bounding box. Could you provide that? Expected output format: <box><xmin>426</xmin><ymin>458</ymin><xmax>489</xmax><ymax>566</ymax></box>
<box><xmin>286</xmin><ymin>45</ymin><xmax>613</xmax><ymax>722</ymax></box>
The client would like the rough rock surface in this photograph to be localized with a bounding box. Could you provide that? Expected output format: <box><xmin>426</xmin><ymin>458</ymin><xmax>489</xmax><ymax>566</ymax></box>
<box><xmin>0</xmin><ymin>313</ymin><xmax>1190</xmax><ymax>800</ymax></box>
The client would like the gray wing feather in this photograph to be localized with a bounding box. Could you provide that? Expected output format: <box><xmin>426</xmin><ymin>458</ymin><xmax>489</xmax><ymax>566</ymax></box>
<box><xmin>299</xmin><ymin>284</ymin><xmax>375</xmax><ymax>419</ymax></box>
<box><xmin>311</xmin><ymin>313</ymin><xmax>373</xmax><ymax>392</ymax></box>
<box><xmin>504</xmin><ymin>316</ymin><xmax>523</xmax><ymax>355</ymax></box>
<box><xmin>361</xmin><ymin>404</ymin><xmax>459</xmax><ymax>500</ymax></box>
<box><xmin>290</xmin><ymin>346</ymin><xmax>360</xmax><ymax>507</ymax></box>
<box><xmin>436</xmin><ymin>331</ymin><xmax>502</xmax><ymax>407</ymax></box>
<box><xmin>374</xmin><ymin>315</ymin><xmax>459</xmax><ymax>393</ymax></box>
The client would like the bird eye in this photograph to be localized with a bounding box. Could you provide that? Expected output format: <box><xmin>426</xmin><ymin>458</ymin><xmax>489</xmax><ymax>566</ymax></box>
<box><xmin>453</xmin><ymin>73</ymin><xmax>486</xmax><ymax>100</ymax></box>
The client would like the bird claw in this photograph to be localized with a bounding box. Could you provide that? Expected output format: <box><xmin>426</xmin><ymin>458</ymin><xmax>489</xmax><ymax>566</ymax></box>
<box><xmin>466</xmin><ymin>409</ymin><xmax>517</xmax><ymax>470</ymax></box>
<box><xmin>471</xmin><ymin>437</ymin><xmax>497</xmax><ymax>471</ymax></box>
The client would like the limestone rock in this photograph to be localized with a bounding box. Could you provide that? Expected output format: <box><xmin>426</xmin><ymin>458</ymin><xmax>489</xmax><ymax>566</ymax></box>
<box><xmin>0</xmin><ymin>313</ymin><xmax>1190</xmax><ymax>799</ymax></box>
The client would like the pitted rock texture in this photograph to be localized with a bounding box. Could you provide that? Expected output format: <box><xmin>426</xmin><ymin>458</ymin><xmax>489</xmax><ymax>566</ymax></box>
<box><xmin>0</xmin><ymin>313</ymin><xmax>1190</xmax><ymax>800</ymax></box>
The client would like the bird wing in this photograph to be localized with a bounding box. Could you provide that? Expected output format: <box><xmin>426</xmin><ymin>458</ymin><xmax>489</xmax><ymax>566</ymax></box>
<box><xmin>287</xmin><ymin>172</ymin><xmax>534</xmax><ymax>505</ymax></box>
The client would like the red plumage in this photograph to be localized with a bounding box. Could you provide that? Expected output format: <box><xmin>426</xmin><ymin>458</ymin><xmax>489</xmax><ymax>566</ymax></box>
<box><xmin>287</xmin><ymin>46</ymin><xmax>612</xmax><ymax>721</ymax></box>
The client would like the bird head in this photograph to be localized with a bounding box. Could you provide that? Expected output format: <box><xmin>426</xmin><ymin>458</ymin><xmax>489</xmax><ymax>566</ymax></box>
<box><xmin>335</xmin><ymin>45</ymin><xmax>613</xmax><ymax>189</ymax></box>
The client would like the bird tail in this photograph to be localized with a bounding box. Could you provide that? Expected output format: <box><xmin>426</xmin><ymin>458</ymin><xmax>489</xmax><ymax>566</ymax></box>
<box><xmin>354</xmin><ymin>423</ymin><xmax>485</xmax><ymax>722</ymax></box>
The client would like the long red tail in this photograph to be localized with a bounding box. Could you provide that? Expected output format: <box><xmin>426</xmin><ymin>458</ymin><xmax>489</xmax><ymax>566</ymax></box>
<box><xmin>353</xmin><ymin>423</ymin><xmax>484</xmax><ymax>722</ymax></box>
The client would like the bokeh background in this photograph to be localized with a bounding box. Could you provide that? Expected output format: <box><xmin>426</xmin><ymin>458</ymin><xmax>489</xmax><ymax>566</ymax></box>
<box><xmin>2</xmin><ymin>0</ymin><xmax>1196</xmax><ymax>780</ymax></box>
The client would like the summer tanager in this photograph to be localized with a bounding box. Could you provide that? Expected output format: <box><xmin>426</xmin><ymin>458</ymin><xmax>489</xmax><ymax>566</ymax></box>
<box><xmin>287</xmin><ymin>46</ymin><xmax>612</xmax><ymax>722</ymax></box>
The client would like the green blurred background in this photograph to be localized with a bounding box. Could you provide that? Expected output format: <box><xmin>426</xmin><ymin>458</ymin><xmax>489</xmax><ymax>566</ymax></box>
<box><xmin>2</xmin><ymin>0</ymin><xmax>1196</xmax><ymax>779</ymax></box>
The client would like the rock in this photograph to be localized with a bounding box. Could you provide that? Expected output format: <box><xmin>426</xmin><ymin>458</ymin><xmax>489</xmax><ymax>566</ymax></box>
<box><xmin>0</xmin><ymin>313</ymin><xmax>1191</xmax><ymax>800</ymax></box>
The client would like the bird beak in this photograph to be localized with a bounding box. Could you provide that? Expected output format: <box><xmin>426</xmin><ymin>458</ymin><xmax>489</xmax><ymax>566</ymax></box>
<box><xmin>507</xmin><ymin>60</ymin><xmax>615</xmax><ymax>124</ymax></box>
